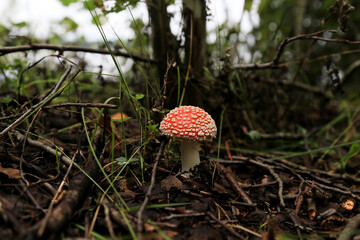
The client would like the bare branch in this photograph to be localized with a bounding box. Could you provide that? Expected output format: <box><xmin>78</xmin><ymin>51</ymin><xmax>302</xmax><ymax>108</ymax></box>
<box><xmin>12</xmin><ymin>130</ymin><xmax>73</xmax><ymax>166</ymax></box>
<box><xmin>0</xmin><ymin>67</ymin><xmax>75</xmax><ymax>136</ymax></box>
<box><xmin>0</xmin><ymin>43</ymin><xmax>157</xmax><ymax>63</ymax></box>
<box><xmin>235</xmin><ymin>30</ymin><xmax>360</xmax><ymax>71</ymax></box>
<box><xmin>45</xmin><ymin>102</ymin><xmax>118</xmax><ymax>109</ymax></box>
<box><xmin>136</xmin><ymin>141</ymin><xmax>165</xmax><ymax>234</ymax></box>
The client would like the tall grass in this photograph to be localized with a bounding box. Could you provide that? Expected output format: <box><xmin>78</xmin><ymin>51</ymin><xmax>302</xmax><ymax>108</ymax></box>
<box><xmin>82</xmin><ymin>2</ymin><xmax>172</xmax><ymax>238</ymax></box>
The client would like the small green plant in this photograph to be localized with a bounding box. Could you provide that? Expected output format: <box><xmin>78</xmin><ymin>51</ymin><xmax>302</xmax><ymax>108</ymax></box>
<box><xmin>258</xmin><ymin>221</ymin><xmax>268</xmax><ymax>233</ymax></box>
<box><xmin>336</xmin><ymin>143</ymin><xmax>360</xmax><ymax>170</ymax></box>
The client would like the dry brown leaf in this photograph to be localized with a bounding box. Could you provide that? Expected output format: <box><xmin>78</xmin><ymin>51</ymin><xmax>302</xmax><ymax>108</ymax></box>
<box><xmin>163</xmin><ymin>230</ymin><xmax>179</xmax><ymax>238</ymax></box>
<box><xmin>111</xmin><ymin>112</ymin><xmax>129</xmax><ymax>121</ymax></box>
<box><xmin>0</xmin><ymin>164</ymin><xmax>22</xmax><ymax>179</ymax></box>
<box><xmin>161</xmin><ymin>175</ymin><xmax>183</xmax><ymax>191</ymax></box>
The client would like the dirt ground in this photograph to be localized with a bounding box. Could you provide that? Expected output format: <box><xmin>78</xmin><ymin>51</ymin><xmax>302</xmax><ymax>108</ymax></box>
<box><xmin>1</xmin><ymin>99</ymin><xmax>360</xmax><ymax>240</ymax></box>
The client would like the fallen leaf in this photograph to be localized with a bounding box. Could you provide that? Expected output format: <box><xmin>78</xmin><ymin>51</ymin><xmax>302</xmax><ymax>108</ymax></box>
<box><xmin>111</xmin><ymin>112</ymin><xmax>129</xmax><ymax>121</ymax></box>
<box><xmin>161</xmin><ymin>175</ymin><xmax>182</xmax><ymax>191</ymax></box>
<box><xmin>0</xmin><ymin>164</ymin><xmax>22</xmax><ymax>179</ymax></box>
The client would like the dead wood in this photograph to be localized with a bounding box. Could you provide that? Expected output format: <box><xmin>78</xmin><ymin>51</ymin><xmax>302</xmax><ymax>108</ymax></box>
<box><xmin>338</xmin><ymin>213</ymin><xmax>360</xmax><ymax>240</ymax></box>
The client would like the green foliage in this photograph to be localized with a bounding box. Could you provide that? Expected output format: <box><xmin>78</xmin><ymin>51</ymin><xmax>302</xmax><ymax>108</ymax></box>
<box><xmin>246</xmin><ymin>130</ymin><xmax>261</xmax><ymax>140</ymax></box>
<box><xmin>244</xmin><ymin>0</ymin><xmax>253</xmax><ymax>11</ymax></box>
<box><xmin>12</xmin><ymin>21</ymin><xmax>27</xmax><ymax>27</ymax></box>
<box><xmin>59</xmin><ymin>0</ymin><xmax>79</xmax><ymax>6</ymax></box>
<box><xmin>103</xmin><ymin>0</ymin><xmax>141</xmax><ymax>13</ymax></box>
<box><xmin>128</xmin><ymin>18</ymin><xmax>149</xmax><ymax>53</ymax></box>
<box><xmin>59</xmin><ymin>17</ymin><xmax>79</xmax><ymax>32</ymax></box>
<box><xmin>91</xmin><ymin>14</ymin><xmax>105</xmax><ymax>25</ymax></box>
<box><xmin>258</xmin><ymin>221</ymin><xmax>268</xmax><ymax>232</ymax></box>
<box><xmin>83</xmin><ymin>0</ymin><xmax>97</xmax><ymax>11</ymax></box>
<box><xmin>336</xmin><ymin>143</ymin><xmax>360</xmax><ymax>170</ymax></box>
<box><xmin>116</xmin><ymin>156</ymin><xmax>139</xmax><ymax>165</ymax></box>
<box><xmin>0</xmin><ymin>97</ymin><xmax>12</xmax><ymax>104</ymax></box>
<box><xmin>146</xmin><ymin>124</ymin><xmax>158</xmax><ymax>131</ymax></box>
<box><xmin>135</xmin><ymin>93</ymin><xmax>144</xmax><ymax>100</ymax></box>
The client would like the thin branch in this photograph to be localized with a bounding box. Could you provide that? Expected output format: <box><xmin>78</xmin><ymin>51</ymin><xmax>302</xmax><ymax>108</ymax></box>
<box><xmin>217</xmin><ymin>164</ymin><xmax>254</xmax><ymax>205</ymax></box>
<box><xmin>309</xmin><ymin>180</ymin><xmax>360</xmax><ymax>201</ymax></box>
<box><xmin>338</xmin><ymin>213</ymin><xmax>360</xmax><ymax>240</ymax></box>
<box><xmin>33</xmin><ymin>142</ymin><xmax>100</xmax><ymax>238</ymax></box>
<box><xmin>0</xmin><ymin>103</ymin><xmax>117</xmax><ymax>121</ymax></box>
<box><xmin>235</xmin><ymin>30</ymin><xmax>360</xmax><ymax>70</ymax></box>
<box><xmin>207</xmin><ymin>211</ymin><xmax>246</xmax><ymax>240</ymax></box>
<box><xmin>12</xmin><ymin>130</ymin><xmax>72</xmax><ymax>166</ymax></box>
<box><xmin>20</xmin><ymin>107</ymin><xmax>43</xmax><ymax>187</ymax></box>
<box><xmin>37</xmin><ymin>150</ymin><xmax>77</xmax><ymax>237</ymax></box>
<box><xmin>136</xmin><ymin>141</ymin><xmax>165</xmax><ymax>233</ymax></box>
<box><xmin>18</xmin><ymin>179</ymin><xmax>45</xmax><ymax>212</ymax></box>
<box><xmin>214</xmin><ymin>158</ymin><xmax>285</xmax><ymax>207</ymax></box>
<box><xmin>253</xmin><ymin>158</ymin><xmax>285</xmax><ymax>207</ymax></box>
<box><xmin>0</xmin><ymin>67</ymin><xmax>75</xmax><ymax>136</ymax></box>
<box><xmin>45</xmin><ymin>102</ymin><xmax>118</xmax><ymax>109</ymax></box>
<box><xmin>103</xmin><ymin>202</ymin><xmax>115</xmax><ymax>238</ymax></box>
<box><xmin>272</xmin><ymin>30</ymin><xmax>333</xmax><ymax>66</ymax></box>
<box><xmin>0</xmin><ymin>43</ymin><xmax>157</xmax><ymax>63</ymax></box>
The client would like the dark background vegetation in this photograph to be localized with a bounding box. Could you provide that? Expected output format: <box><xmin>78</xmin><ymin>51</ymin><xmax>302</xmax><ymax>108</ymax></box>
<box><xmin>0</xmin><ymin>0</ymin><xmax>360</xmax><ymax>239</ymax></box>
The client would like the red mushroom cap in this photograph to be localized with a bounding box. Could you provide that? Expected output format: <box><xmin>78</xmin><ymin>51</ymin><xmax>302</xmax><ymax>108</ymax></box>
<box><xmin>159</xmin><ymin>106</ymin><xmax>217</xmax><ymax>141</ymax></box>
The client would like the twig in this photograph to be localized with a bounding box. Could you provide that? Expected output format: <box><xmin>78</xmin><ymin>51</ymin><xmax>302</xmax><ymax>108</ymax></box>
<box><xmin>217</xmin><ymin>164</ymin><xmax>254</xmax><ymax>205</ymax></box>
<box><xmin>103</xmin><ymin>202</ymin><xmax>115</xmax><ymax>238</ymax></box>
<box><xmin>20</xmin><ymin>108</ymin><xmax>42</xmax><ymax>187</ymax></box>
<box><xmin>227</xmin><ymin>224</ymin><xmax>262</xmax><ymax>238</ymax></box>
<box><xmin>17</xmin><ymin>179</ymin><xmax>45</xmax><ymax>212</ymax></box>
<box><xmin>220</xmin><ymin>156</ymin><xmax>360</xmax><ymax>204</ymax></box>
<box><xmin>12</xmin><ymin>130</ymin><xmax>72</xmax><ymax>165</ymax></box>
<box><xmin>0</xmin><ymin>198</ymin><xmax>23</xmax><ymax>234</ymax></box>
<box><xmin>216</xmin><ymin>158</ymin><xmax>284</xmax><ymax>207</ymax></box>
<box><xmin>287</xmin><ymin>209</ymin><xmax>303</xmax><ymax>240</ymax></box>
<box><xmin>218</xmin><ymin>156</ymin><xmax>360</xmax><ymax>184</ymax></box>
<box><xmin>34</xmin><ymin>140</ymin><xmax>100</xmax><ymax>238</ymax></box>
<box><xmin>0</xmin><ymin>67</ymin><xmax>75</xmax><ymax>136</ymax></box>
<box><xmin>107</xmin><ymin>200</ymin><xmax>136</xmax><ymax>230</ymax></box>
<box><xmin>240</xmin><ymin>180</ymin><xmax>277</xmax><ymax>188</ymax></box>
<box><xmin>37</xmin><ymin>150</ymin><xmax>77</xmax><ymax>237</ymax></box>
<box><xmin>230</xmin><ymin>201</ymin><xmax>257</xmax><ymax>208</ymax></box>
<box><xmin>0</xmin><ymin>43</ymin><xmax>157</xmax><ymax>63</ymax></box>
<box><xmin>45</xmin><ymin>102</ymin><xmax>118</xmax><ymax>109</ymax></box>
<box><xmin>309</xmin><ymin>180</ymin><xmax>360</xmax><ymax>201</ymax></box>
<box><xmin>207</xmin><ymin>211</ymin><xmax>246</xmax><ymax>240</ymax></box>
<box><xmin>254</xmin><ymin>158</ymin><xmax>285</xmax><ymax>207</ymax></box>
<box><xmin>87</xmin><ymin>145</ymin><xmax>110</xmax><ymax>238</ymax></box>
<box><xmin>273</xmin><ymin>30</ymin><xmax>333</xmax><ymax>66</ymax></box>
<box><xmin>338</xmin><ymin>213</ymin><xmax>360</xmax><ymax>240</ymax></box>
<box><xmin>152</xmin><ymin>58</ymin><xmax>175</xmax><ymax>111</ymax></box>
<box><xmin>136</xmin><ymin>141</ymin><xmax>164</xmax><ymax>233</ymax></box>
<box><xmin>88</xmin><ymin>167</ymin><xmax>108</xmax><ymax>238</ymax></box>
<box><xmin>235</xmin><ymin>30</ymin><xmax>360</xmax><ymax>70</ymax></box>
<box><xmin>295</xmin><ymin>181</ymin><xmax>305</xmax><ymax>215</ymax></box>
<box><xmin>279</xmin><ymin>158</ymin><xmax>360</xmax><ymax>184</ymax></box>
<box><xmin>161</xmin><ymin>212</ymin><xmax>206</xmax><ymax>220</ymax></box>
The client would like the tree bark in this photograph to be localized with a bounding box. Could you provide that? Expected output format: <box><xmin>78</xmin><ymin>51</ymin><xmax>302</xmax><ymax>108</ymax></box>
<box><xmin>146</xmin><ymin>0</ymin><xmax>179</xmax><ymax>108</ymax></box>
<box><xmin>182</xmin><ymin>0</ymin><xmax>207</xmax><ymax>107</ymax></box>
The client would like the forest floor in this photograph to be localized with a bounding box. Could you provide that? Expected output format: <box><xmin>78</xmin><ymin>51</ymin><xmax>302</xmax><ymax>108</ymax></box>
<box><xmin>1</xmin><ymin>85</ymin><xmax>360</xmax><ymax>240</ymax></box>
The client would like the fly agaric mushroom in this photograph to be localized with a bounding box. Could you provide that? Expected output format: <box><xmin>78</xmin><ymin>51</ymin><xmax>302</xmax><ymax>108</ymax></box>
<box><xmin>159</xmin><ymin>106</ymin><xmax>217</xmax><ymax>172</ymax></box>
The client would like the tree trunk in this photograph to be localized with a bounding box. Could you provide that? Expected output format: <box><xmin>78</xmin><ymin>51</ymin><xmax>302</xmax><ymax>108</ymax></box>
<box><xmin>146</xmin><ymin>0</ymin><xmax>179</xmax><ymax>108</ymax></box>
<box><xmin>182</xmin><ymin>0</ymin><xmax>207</xmax><ymax>107</ymax></box>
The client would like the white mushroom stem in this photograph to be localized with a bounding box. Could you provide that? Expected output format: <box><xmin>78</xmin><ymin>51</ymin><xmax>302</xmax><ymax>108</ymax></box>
<box><xmin>181</xmin><ymin>140</ymin><xmax>200</xmax><ymax>172</ymax></box>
